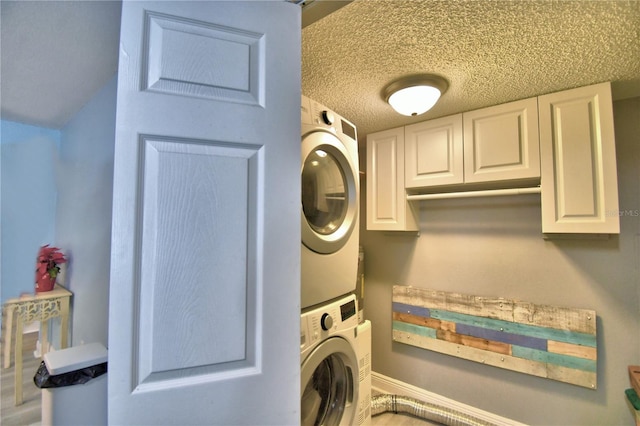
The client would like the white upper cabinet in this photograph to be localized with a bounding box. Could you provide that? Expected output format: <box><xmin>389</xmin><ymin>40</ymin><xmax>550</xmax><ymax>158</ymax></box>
<box><xmin>405</xmin><ymin>114</ymin><xmax>464</xmax><ymax>188</ymax></box>
<box><xmin>463</xmin><ymin>98</ymin><xmax>540</xmax><ymax>183</ymax></box>
<box><xmin>366</xmin><ymin>127</ymin><xmax>418</xmax><ymax>231</ymax></box>
<box><xmin>404</xmin><ymin>97</ymin><xmax>540</xmax><ymax>190</ymax></box>
<box><xmin>539</xmin><ymin>82</ymin><xmax>619</xmax><ymax>234</ymax></box>
<box><xmin>365</xmin><ymin>82</ymin><xmax>619</xmax><ymax>234</ymax></box>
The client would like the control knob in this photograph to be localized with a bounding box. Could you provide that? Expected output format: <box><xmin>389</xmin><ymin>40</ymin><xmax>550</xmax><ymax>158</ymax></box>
<box><xmin>321</xmin><ymin>110</ymin><xmax>334</xmax><ymax>126</ymax></box>
<box><xmin>320</xmin><ymin>313</ymin><xmax>333</xmax><ymax>331</ymax></box>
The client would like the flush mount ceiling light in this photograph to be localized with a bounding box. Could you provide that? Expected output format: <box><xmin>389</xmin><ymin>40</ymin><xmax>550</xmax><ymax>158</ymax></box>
<box><xmin>383</xmin><ymin>74</ymin><xmax>449</xmax><ymax>116</ymax></box>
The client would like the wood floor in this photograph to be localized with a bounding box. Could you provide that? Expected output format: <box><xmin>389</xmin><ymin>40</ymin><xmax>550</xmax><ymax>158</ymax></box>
<box><xmin>1</xmin><ymin>331</ymin><xmax>41</xmax><ymax>426</ymax></box>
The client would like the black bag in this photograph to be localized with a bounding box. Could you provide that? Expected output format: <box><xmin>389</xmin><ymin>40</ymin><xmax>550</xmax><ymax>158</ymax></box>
<box><xmin>34</xmin><ymin>360</ymin><xmax>107</xmax><ymax>388</ymax></box>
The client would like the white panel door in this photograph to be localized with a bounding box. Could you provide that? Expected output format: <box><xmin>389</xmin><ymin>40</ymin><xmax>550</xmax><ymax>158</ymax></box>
<box><xmin>463</xmin><ymin>97</ymin><xmax>540</xmax><ymax>183</ymax></box>
<box><xmin>108</xmin><ymin>2</ymin><xmax>301</xmax><ymax>424</ymax></box>
<box><xmin>404</xmin><ymin>114</ymin><xmax>463</xmax><ymax>188</ymax></box>
<box><xmin>539</xmin><ymin>82</ymin><xmax>619</xmax><ymax>234</ymax></box>
<box><xmin>366</xmin><ymin>127</ymin><xmax>418</xmax><ymax>231</ymax></box>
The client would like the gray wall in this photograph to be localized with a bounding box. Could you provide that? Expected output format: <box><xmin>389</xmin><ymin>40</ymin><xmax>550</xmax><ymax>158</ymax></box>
<box><xmin>55</xmin><ymin>76</ymin><xmax>116</xmax><ymax>347</ymax></box>
<box><xmin>360</xmin><ymin>97</ymin><xmax>640</xmax><ymax>425</ymax></box>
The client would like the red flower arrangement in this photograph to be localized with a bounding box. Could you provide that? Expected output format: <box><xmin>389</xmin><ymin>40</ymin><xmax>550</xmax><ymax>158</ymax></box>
<box><xmin>35</xmin><ymin>245</ymin><xmax>67</xmax><ymax>293</ymax></box>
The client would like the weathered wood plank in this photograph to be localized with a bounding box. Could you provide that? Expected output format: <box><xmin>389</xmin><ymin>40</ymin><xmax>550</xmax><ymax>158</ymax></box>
<box><xmin>512</xmin><ymin>346</ymin><xmax>597</xmax><ymax>372</ymax></box>
<box><xmin>393</xmin><ymin>329</ymin><xmax>597</xmax><ymax>389</ymax></box>
<box><xmin>454</xmin><ymin>321</ymin><xmax>548</xmax><ymax>350</ymax></box>
<box><xmin>548</xmin><ymin>340</ymin><xmax>597</xmax><ymax>360</ymax></box>
<box><xmin>392</xmin><ymin>311</ymin><xmax>456</xmax><ymax>332</ymax></box>
<box><xmin>392</xmin><ymin>285</ymin><xmax>598</xmax><ymax>389</ymax></box>
<box><xmin>393</xmin><ymin>329</ymin><xmax>548</xmax><ymax>378</ymax></box>
<box><xmin>513</xmin><ymin>301</ymin><xmax>596</xmax><ymax>334</ymax></box>
<box><xmin>392</xmin><ymin>302</ymin><xmax>430</xmax><ymax>318</ymax></box>
<box><xmin>435</xmin><ymin>329</ymin><xmax>512</xmax><ymax>355</ymax></box>
<box><xmin>393</xmin><ymin>320</ymin><xmax>436</xmax><ymax>339</ymax></box>
<box><xmin>394</xmin><ymin>286</ymin><xmax>514</xmax><ymax>322</ymax></box>
<box><xmin>547</xmin><ymin>364</ymin><xmax>597</xmax><ymax>389</ymax></box>
<box><xmin>430</xmin><ymin>308</ymin><xmax>596</xmax><ymax>347</ymax></box>
<box><xmin>393</xmin><ymin>299</ymin><xmax>595</xmax><ymax>347</ymax></box>
<box><xmin>394</xmin><ymin>285</ymin><xmax>596</xmax><ymax>334</ymax></box>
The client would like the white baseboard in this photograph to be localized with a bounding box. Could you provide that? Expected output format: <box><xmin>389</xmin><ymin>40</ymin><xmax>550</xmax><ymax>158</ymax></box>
<box><xmin>371</xmin><ymin>372</ymin><xmax>526</xmax><ymax>426</ymax></box>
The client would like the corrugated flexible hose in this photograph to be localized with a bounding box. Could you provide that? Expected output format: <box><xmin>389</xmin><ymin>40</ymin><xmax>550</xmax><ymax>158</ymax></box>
<box><xmin>371</xmin><ymin>394</ymin><xmax>495</xmax><ymax>426</ymax></box>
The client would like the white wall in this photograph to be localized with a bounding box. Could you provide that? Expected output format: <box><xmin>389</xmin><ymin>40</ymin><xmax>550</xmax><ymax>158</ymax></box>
<box><xmin>361</xmin><ymin>97</ymin><xmax>640</xmax><ymax>425</ymax></box>
<box><xmin>1</xmin><ymin>121</ymin><xmax>59</xmax><ymax>303</ymax></box>
<box><xmin>55</xmin><ymin>75</ymin><xmax>117</xmax><ymax>347</ymax></box>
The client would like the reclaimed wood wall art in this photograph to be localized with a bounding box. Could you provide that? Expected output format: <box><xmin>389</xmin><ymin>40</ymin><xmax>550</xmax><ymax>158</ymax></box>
<box><xmin>392</xmin><ymin>286</ymin><xmax>597</xmax><ymax>389</ymax></box>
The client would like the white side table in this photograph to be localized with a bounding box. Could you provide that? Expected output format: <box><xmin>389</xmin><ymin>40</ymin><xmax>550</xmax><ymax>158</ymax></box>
<box><xmin>2</xmin><ymin>285</ymin><xmax>72</xmax><ymax>405</ymax></box>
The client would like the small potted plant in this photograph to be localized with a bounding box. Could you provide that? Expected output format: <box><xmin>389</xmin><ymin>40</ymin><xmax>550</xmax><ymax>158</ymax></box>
<box><xmin>35</xmin><ymin>245</ymin><xmax>67</xmax><ymax>293</ymax></box>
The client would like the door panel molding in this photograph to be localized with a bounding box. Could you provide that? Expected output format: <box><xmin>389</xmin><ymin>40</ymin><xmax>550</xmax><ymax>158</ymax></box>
<box><xmin>132</xmin><ymin>135</ymin><xmax>262</xmax><ymax>388</ymax></box>
<box><xmin>143</xmin><ymin>10</ymin><xmax>264</xmax><ymax>105</ymax></box>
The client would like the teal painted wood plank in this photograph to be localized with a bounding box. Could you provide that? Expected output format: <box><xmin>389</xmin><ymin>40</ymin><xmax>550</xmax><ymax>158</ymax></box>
<box><xmin>392</xmin><ymin>320</ymin><xmax>437</xmax><ymax>338</ymax></box>
<box><xmin>512</xmin><ymin>346</ymin><xmax>597</xmax><ymax>372</ymax></box>
<box><xmin>455</xmin><ymin>322</ymin><xmax>547</xmax><ymax>351</ymax></box>
<box><xmin>430</xmin><ymin>308</ymin><xmax>596</xmax><ymax>347</ymax></box>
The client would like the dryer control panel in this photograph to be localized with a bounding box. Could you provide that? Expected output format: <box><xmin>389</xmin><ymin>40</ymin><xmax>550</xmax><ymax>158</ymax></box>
<box><xmin>301</xmin><ymin>95</ymin><xmax>357</xmax><ymax>142</ymax></box>
<box><xmin>300</xmin><ymin>294</ymin><xmax>358</xmax><ymax>352</ymax></box>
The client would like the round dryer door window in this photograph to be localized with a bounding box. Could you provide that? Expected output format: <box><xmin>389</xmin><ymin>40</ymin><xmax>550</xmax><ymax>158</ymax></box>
<box><xmin>301</xmin><ymin>337</ymin><xmax>358</xmax><ymax>426</ymax></box>
<box><xmin>301</xmin><ymin>131</ymin><xmax>358</xmax><ymax>254</ymax></box>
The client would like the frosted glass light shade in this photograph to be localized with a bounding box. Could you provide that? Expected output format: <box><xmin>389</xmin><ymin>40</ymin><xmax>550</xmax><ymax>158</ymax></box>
<box><xmin>388</xmin><ymin>86</ymin><xmax>441</xmax><ymax>116</ymax></box>
<box><xmin>383</xmin><ymin>74</ymin><xmax>448</xmax><ymax>117</ymax></box>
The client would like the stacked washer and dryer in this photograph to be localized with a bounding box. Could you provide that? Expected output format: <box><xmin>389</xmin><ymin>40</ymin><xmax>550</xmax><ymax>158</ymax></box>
<box><xmin>300</xmin><ymin>95</ymin><xmax>372</xmax><ymax>426</ymax></box>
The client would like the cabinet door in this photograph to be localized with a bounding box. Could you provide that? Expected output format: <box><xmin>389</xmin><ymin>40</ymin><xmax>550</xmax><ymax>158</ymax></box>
<box><xmin>405</xmin><ymin>114</ymin><xmax>464</xmax><ymax>188</ymax></box>
<box><xmin>463</xmin><ymin>98</ymin><xmax>540</xmax><ymax>183</ymax></box>
<box><xmin>539</xmin><ymin>82</ymin><xmax>619</xmax><ymax>233</ymax></box>
<box><xmin>366</xmin><ymin>127</ymin><xmax>418</xmax><ymax>231</ymax></box>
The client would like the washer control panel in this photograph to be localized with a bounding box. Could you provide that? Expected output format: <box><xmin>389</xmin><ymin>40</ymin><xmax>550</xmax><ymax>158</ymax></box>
<box><xmin>321</xmin><ymin>313</ymin><xmax>333</xmax><ymax>330</ymax></box>
<box><xmin>300</xmin><ymin>294</ymin><xmax>358</xmax><ymax>352</ymax></box>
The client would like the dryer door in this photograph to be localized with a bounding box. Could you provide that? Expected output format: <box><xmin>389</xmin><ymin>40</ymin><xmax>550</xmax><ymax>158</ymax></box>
<box><xmin>301</xmin><ymin>131</ymin><xmax>358</xmax><ymax>254</ymax></box>
<box><xmin>301</xmin><ymin>337</ymin><xmax>359</xmax><ymax>426</ymax></box>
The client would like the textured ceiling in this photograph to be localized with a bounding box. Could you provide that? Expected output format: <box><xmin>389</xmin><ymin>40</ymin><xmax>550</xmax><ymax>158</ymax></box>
<box><xmin>0</xmin><ymin>1</ymin><xmax>121</xmax><ymax>128</ymax></box>
<box><xmin>1</xmin><ymin>1</ymin><xmax>638</xmax><ymax>134</ymax></box>
<box><xmin>302</xmin><ymin>0</ymin><xmax>640</xmax><ymax>147</ymax></box>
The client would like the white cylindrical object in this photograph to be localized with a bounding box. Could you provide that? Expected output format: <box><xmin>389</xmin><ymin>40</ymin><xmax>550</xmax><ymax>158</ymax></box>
<box><xmin>42</xmin><ymin>374</ymin><xmax>107</xmax><ymax>426</ymax></box>
<box><xmin>41</xmin><ymin>343</ymin><xmax>108</xmax><ymax>426</ymax></box>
